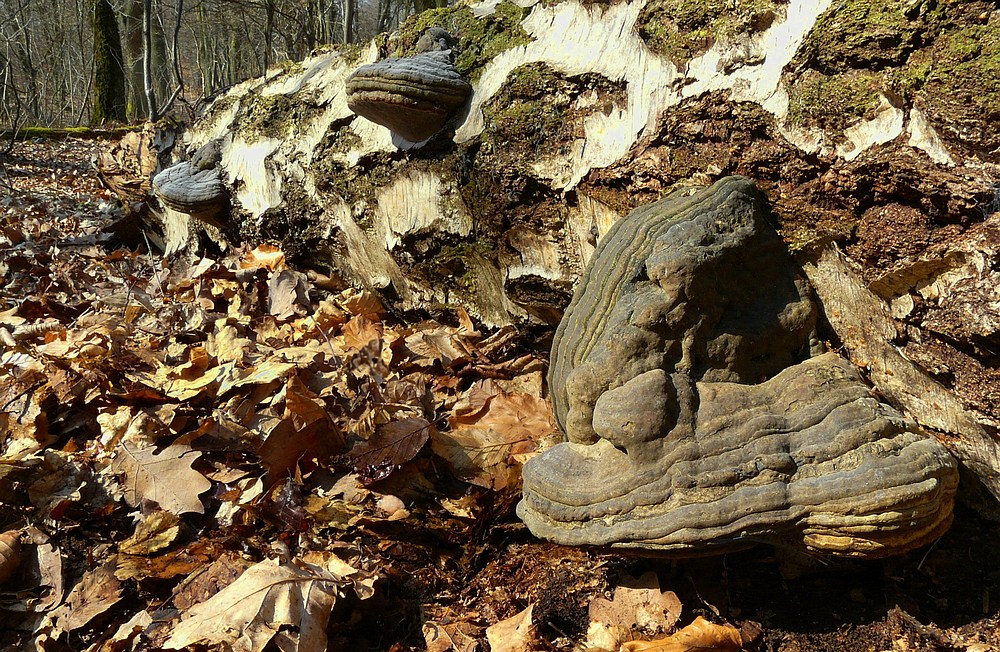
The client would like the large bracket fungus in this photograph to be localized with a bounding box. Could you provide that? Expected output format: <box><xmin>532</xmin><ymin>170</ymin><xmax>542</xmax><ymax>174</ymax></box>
<box><xmin>518</xmin><ymin>176</ymin><xmax>959</xmax><ymax>558</ymax></box>
<box><xmin>151</xmin><ymin>139</ymin><xmax>229</xmax><ymax>224</ymax></box>
<box><xmin>345</xmin><ymin>29</ymin><xmax>472</xmax><ymax>144</ymax></box>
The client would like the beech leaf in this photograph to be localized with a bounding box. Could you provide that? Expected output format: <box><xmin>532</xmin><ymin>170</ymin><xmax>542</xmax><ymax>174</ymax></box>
<box><xmin>432</xmin><ymin>385</ymin><xmax>549</xmax><ymax>489</ymax></box>
<box><xmin>0</xmin><ymin>529</ymin><xmax>21</xmax><ymax>585</ymax></box>
<box><xmin>588</xmin><ymin>572</ymin><xmax>682</xmax><ymax>634</ymax></box>
<box><xmin>350</xmin><ymin>417</ymin><xmax>432</xmax><ymax>484</ymax></box>
<box><xmin>110</xmin><ymin>442</ymin><xmax>211</xmax><ymax>515</ymax></box>
<box><xmin>50</xmin><ymin>561</ymin><xmax>123</xmax><ymax>633</ymax></box>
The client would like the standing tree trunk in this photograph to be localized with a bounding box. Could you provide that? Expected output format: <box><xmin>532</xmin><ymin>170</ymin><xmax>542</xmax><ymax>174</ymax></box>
<box><xmin>343</xmin><ymin>0</ymin><xmax>355</xmax><ymax>44</ymax></box>
<box><xmin>142</xmin><ymin>0</ymin><xmax>157</xmax><ymax>120</ymax></box>
<box><xmin>151</xmin><ymin>7</ymin><xmax>171</xmax><ymax>103</ymax></box>
<box><xmin>92</xmin><ymin>0</ymin><xmax>126</xmax><ymax>124</ymax></box>
<box><xmin>124</xmin><ymin>0</ymin><xmax>146</xmax><ymax>119</ymax></box>
<box><xmin>263</xmin><ymin>0</ymin><xmax>275</xmax><ymax>71</ymax></box>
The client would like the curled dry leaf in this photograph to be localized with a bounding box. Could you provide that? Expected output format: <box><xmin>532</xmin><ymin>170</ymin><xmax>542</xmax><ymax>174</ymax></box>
<box><xmin>486</xmin><ymin>604</ymin><xmax>535</xmax><ymax>652</ymax></box>
<box><xmin>423</xmin><ymin>620</ymin><xmax>479</xmax><ymax>652</ymax></box>
<box><xmin>268</xmin><ymin>269</ymin><xmax>312</xmax><ymax>319</ymax></box>
<box><xmin>50</xmin><ymin>561</ymin><xmax>124</xmax><ymax>633</ymax></box>
<box><xmin>0</xmin><ymin>529</ymin><xmax>22</xmax><ymax>585</ymax></box>
<box><xmin>432</xmin><ymin>384</ymin><xmax>549</xmax><ymax>489</ymax></box>
<box><xmin>621</xmin><ymin>616</ymin><xmax>743</xmax><ymax>652</ymax></box>
<box><xmin>163</xmin><ymin>556</ymin><xmax>357</xmax><ymax>652</ymax></box>
<box><xmin>240</xmin><ymin>243</ymin><xmax>286</xmax><ymax>271</ymax></box>
<box><xmin>118</xmin><ymin>510</ymin><xmax>182</xmax><ymax>556</ymax></box>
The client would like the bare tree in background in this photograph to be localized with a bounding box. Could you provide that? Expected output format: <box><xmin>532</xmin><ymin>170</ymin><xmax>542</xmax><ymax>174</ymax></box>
<box><xmin>0</xmin><ymin>0</ymin><xmax>445</xmax><ymax>130</ymax></box>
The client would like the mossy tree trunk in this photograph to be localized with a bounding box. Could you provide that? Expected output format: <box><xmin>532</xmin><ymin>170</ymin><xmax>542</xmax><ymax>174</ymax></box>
<box><xmin>92</xmin><ymin>0</ymin><xmax>127</xmax><ymax>124</ymax></box>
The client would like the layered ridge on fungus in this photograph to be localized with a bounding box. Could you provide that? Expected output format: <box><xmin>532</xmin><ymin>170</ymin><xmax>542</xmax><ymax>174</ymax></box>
<box><xmin>346</xmin><ymin>49</ymin><xmax>472</xmax><ymax>144</ymax></box>
<box><xmin>520</xmin><ymin>177</ymin><xmax>959</xmax><ymax>557</ymax></box>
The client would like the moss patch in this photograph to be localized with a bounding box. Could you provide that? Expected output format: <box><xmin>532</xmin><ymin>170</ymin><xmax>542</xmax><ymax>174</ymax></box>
<box><xmin>787</xmin><ymin>70</ymin><xmax>883</xmax><ymax>131</ymax></box>
<box><xmin>903</xmin><ymin>18</ymin><xmax>1000</xmax><ymax>152</ymax></box>
<box><xmin>311</xmin><ymin>147</ymin><xmax>399</xmax><ymax>210</ymax></box>
<box><xmin>480</xmin><ymin>63</ymin><xmax>626</xmax><ymax>170</ymax></box>
<box><xmin>637</xmin><ymin>0</ymin><xmax>780</xmax><ymax>66</ymax></box>
<box><xmin>791</xmin><ymin>0</ymin><xmax>999</xmax><ymax>152</ymax></box>
<box><xmin>483</xmin><ymin>65</ymin><xmax>571</xmax><ymax>158</ymax></box>
<box><xmin>395</xmin><ymin>1</ymin><xmax>532</xmax><ymax>81</ymax></box>
<box><xmin>795</xmin><ymin>0</ymin><xmax>942</xmax><ymax>74</ymax></box>
<box><xmin>235</xmin><ymin>91</ymin><xmax>328</xmax><ymax>140</ymax></box>
<box><xmin>414</xmin><ymin>238</ymin><xmax>498</xmax><ymax>297</ymax></box>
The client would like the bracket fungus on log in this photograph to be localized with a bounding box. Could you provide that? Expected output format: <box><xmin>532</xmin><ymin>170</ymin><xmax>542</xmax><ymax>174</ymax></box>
<box><xmin>518</xmin><ymin>176</ymin><xmax>959</xmax><ymax>558</ymax></box>
<box><xmin>345</xmin><ymin>33</ymin><xmax>472</xmax><ymax>144</ymax></box>
<box><xmin>151</xmin><ymin>140</ymin><xmax>229</xmax><ymax>224</ymax></box>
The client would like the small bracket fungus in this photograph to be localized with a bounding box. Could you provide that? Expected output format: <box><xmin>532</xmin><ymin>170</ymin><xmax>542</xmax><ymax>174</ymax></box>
<box><xmin>518</xmin><ymin>176</ymin><xmax>959</xmax><ymax>558</ymax></box>
<box><xmin>151</xmin><ymin>140</ymin><xmax>229</xmax><ymax>224</ymax></box>
<box><xmin>345</xmin><ymin>29</ymin><xmax>472</xmax><ymax>144</ymax></box>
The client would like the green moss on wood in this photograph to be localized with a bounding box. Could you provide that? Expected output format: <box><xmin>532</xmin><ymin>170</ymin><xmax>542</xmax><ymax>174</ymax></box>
<box><xmin>396</xmin><ymin>1</ymin><xmax>532</xmax><ymax>81</ymax></box>
<box><xmin>484</xmin><ymin>64</ymin><xmax>568</xmax><ymax>154</ymax></box>
<box><xmin>787</xmin><ymin>70</ymin><xmax>882</xmax><ymax>130</ymax></box>
<box><xmin>1</xmin><ymin>125</ymin><xmax>140</xmax><ymax>140</ymax></box>
<box><xmin>418</xmin><ymin>239</ymin><xmax>498</xmax><ymax>295</ymax></box>
<box><xmin>481</xmin><ymin>63</ymin><xmax>624</xmax><ymax>163</ymax></box>
<box><xmin>311</xmin><ymin>148</ymin><xmax>398</xmax><ymax>210</ymax></box>
<box><xmin>901</xmin><ymin>19</ymin><xmax>1000</xmax><ymax>150</ymax></box>
<box><xmin>796</xmin><ymin>0</ymin><xmax>940</xmax><ymax>74</ymax></box>
<box><xmin>916</xmin><ymin>23</ymin><xmax>1000</xmax><ymax>113</ymax></box>
<box><xmin>637</xmin><ymin>0</ymin><xmax>780</xmax><ymax>66</ymax></box>
<box><xmin>235</xmin><ymin>91</ymin><xmax>326</xmax><ymax>140</ymax></box>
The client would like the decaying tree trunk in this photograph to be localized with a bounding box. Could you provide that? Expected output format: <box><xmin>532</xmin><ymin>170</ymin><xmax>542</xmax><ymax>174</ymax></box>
<box><xmin>149</xmin><ymin>0</ymin><xmax>1000</xmax><ymax>509</ymax></box>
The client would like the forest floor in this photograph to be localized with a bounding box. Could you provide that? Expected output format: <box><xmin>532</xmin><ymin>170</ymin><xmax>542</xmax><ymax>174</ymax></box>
<box><xmin>1</xmin><ymin>136</ymin><xmax>999</xmax><ymax>652</ymax></box>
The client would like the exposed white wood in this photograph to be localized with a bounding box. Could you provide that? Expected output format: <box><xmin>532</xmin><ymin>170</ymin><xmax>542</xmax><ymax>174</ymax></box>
<box><xmin>321</xmin><ymin>198</ymin><xmax>409</xmax><ymax>295</ymax></box>
<box><xmin>460</xmin><ymin>0</ymin><xmax>835</xmax><ymax>189</ymax></box>
<box><xmin>907</xmin><ymin>108</ymin><xmax>955</xmax><ymax>167</ymax></box>
<box><xmin>567</xmin><ymin>192</ymin><xmax>620</xmax><ymax>266</ymax></box>
<box><xmin>506</xmin><ymin>226</ymin><xmax>562</xmax><ymax>283</ymax></box>
<box><xmin>375</xmin><ymin>171</ymin><xmax>472</xmax><ymax>250</ymax></box>
<box><xmin>161</xmin><ymin>206</ymin><xmax>193</xmax><ymax>256</ymax></box>
<box><xmin>222</xmin><ymin>137</ymin><xmax>283</xmax><ymax>216</ymax></box>
<box><xmin>836</xmin><ymin>94</ymin><xmax>905</xmax><ymax>161</ymax></box>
